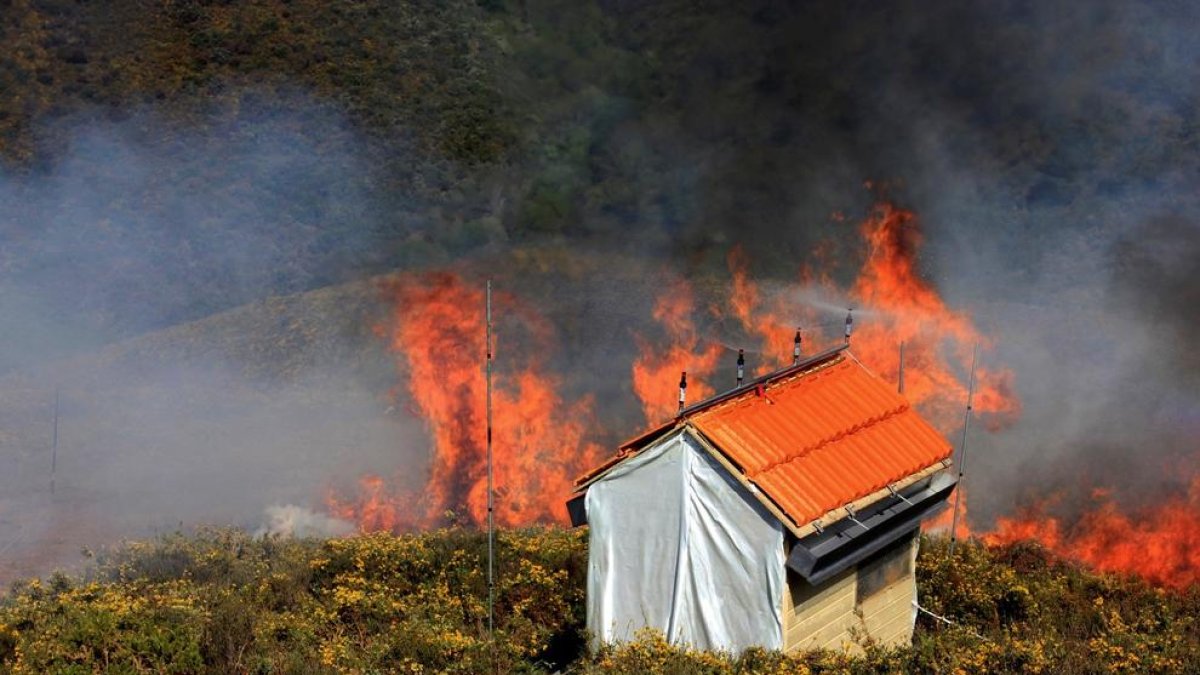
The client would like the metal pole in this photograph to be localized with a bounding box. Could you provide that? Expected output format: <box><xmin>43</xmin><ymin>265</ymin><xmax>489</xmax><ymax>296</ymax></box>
<box><xmin>949</xmin><ymin>344</ymin><xmax>978</xmax><ymax>556</ymax></box>
<box><xmin>898</xmin><ymin>341</ymin><xmax>905</xmax><ymax>394</ymax></box>
<box><xmin>51</xmin><ymin>387</ymin><xmax>59</xmax><ymax>495</ymax></box>
<box><xmin>485</xmin><ymin>281</ymin><xmax>495</xmax><ymax>652</ymax></box>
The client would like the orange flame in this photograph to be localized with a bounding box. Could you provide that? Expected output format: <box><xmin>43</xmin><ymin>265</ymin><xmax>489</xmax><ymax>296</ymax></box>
<box><xmin>984</xmin><ymin>468</ymin><xmax>1200</xmax><ymax>589</ymax></box>
<box><xmin>849</xmin><ymin>204</ymin><xmax>1020</xmax><ymax>429</ymax></box>
<box><xmin>633</xmin><ymin>200</ymin><xmax>1017</xmax><ymax>429</ymax></box>
<box><xmin>326</xmin><ymin>201</ymin><xmax>1194</xmax><ymax>592</ymax></box>
<box><xmin>728</xmin><ymin>247</ymin><xmax>802</xmax><ymax>376</ymax></box>
<box><xmin>631</xmin><ymin>279</ymin><xmax>723</xmax><ymax>423</ymax></box>
<box><xmin>326</xmin><ymin>475</ymin><xmax>418</xmax><ymax>532</ymax></box>
<box><xmin>329</xmin><ymin>273</ymin><xmax>602</xmax><ymax>531</ymax></box>
<box><xmin>630</xmin><ymin>202</ymin><xmax>1023</xmax><ymax>551</ymax></box>
<box><xmin>923</xmin><ymin>486</ymin><xmax>973</xmax><ymax>540</ymax></box>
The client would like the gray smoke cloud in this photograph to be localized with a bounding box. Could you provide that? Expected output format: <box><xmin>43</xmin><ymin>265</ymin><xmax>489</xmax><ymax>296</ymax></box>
<box><xmin>257</xmin><ymin>505</ymin><xmax>356</xmax><ymax>539</ymax></box>
<box><xmin>868</xmin><ymin>2</ymin><xmax>1200</xmax><ymax>523</ymax></box>
<box><xmin>0</xmin><ymin>90</ymin><xmax>410</xmax><ymax>374</ymax></box>
<box><xmin>0</xmin><ymin>285</ymin><xmax>432</xmax><ymax>585</ymax></box>
<box><xmin>969</xmin><ymin>217</ymin><xmax>1199</xmax><ymax>521</ymax></box>
<box><xmin>574</xmin><ymin>1</ymin><xmax>1200</xmax><ymax>525</ymax></box>
<box><xmin>2</xmin><ymin>0</ymin><xmax>1197</xmax><ymax>584</ymax></box>
<box><xmin>0</xmin><ymin>93</ymin><xmax>435</xmax><ymax>585</ymax></box>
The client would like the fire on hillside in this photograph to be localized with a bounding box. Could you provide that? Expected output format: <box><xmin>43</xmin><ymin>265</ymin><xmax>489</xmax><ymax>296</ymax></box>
<box><xmin>327</xmin><ymin>202</ymin><xmax>1197</xmax><ymax>589</ymax></box>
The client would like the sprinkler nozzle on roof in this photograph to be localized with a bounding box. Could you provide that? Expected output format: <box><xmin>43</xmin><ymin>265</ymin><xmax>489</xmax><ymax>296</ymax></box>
<box><xmin>678</xmin><ymin>371</ymin><xmax>688</xmax><ymax>411</ymax></box>
<box><xmin>793</xmin><ymin>328</ymin><xmax>802</xmax><ymax>364</ymax></box>
<box><xmin>844</xmin><ymin>309</ymin><xmax>854</xmax><ymax>344</ymax></box>
<box><xmin>736</xmin><ymin>349</ymin><xmax>745</xmax><ymax>386</ymax></box>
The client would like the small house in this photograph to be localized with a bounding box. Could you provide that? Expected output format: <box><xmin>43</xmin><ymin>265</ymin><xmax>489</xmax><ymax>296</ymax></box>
<box><xmin>566</xmin><ymin>345</ymin><xmax>956</xmax><ymax>654</ymax></box>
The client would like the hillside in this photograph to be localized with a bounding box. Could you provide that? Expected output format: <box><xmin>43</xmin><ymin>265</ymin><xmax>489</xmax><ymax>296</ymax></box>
<box><xmin>0</xmin><ymin>274</ymin><xmax>393</xmax><ymax>586</ymax></box>
<box><xmin>1</xmin><ymin>528</ymin><xmax>1197</xmax><ymax>673</ymax></box>
<box><xmin>3</xmin><ymin>0</ymin><xmax>1193</xmax><ymax>368</ymax></box>
<box><xmin>0</xmin><ymin>3</ymin><xmax>1196</xmax><ymax>670</ymax></box>
<box><xmin>0</xmin><ymin>244</ymin><xmax>708</xmax><ymax>588</ymax></box>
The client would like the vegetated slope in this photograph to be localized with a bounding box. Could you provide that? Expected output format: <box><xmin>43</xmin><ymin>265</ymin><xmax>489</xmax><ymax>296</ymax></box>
<box><xmin>0</xmin><ymin>0</ymin><xmax>522</xmax><ymax>361</ymax></box>
<box><xmin>0</xmin><ymin>0</ymin><xmax>684</xmax><ymax>372</ymax></box>
<box><xmin>0</xmin><ymin>245</ymin><xmax>700</xmax><ymax>589</ymax></box>
<box><xmin>1</xmin><ymin>530</ymin><xmax>1197</xmax><ymax>674</ymax></box>
<box><xmin>4</xmin><ymin>0</ymin><xmax>1193</xmax><ymax>366</ymax></box>
<box><xmin>0</xmin><ymin>0</ymin><xmax>514</xmax><ymax>165</ymax></box>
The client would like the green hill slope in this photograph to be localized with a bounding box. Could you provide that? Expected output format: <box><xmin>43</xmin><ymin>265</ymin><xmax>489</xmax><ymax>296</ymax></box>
<box><xmin>0</xmin><ymin>245</ymin><xmax>701</xmax><ymax>589</ymax></box>
<box><xmin>3</xmin><ymin>0</ymin><xmax>1194</xmax><ymax>369</ymax></box>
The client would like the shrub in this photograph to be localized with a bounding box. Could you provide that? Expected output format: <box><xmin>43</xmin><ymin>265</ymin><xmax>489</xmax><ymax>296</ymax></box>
<box><xmin>2</xmin><ymin>530</ymin><xmax>1198</xmax><ymax>673</ymax></box>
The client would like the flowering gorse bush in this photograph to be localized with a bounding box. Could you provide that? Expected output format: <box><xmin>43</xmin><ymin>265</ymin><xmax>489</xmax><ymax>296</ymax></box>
<box><xmin>0</xmin><ymin>525</ymin><xmax>587</xmax><ymax>674</ymax></box>
<box><xmin>1</xmin><ymin>531</ymin><xmax>1197</xmax><ymax>673</ymax></box>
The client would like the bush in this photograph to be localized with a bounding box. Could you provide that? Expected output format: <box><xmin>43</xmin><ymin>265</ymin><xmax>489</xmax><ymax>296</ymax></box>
<box><xmin>2</xmin><ymin>530</ymin><xmax>1198</xmax><ymax>673</ymax></box>
<box><xmin>0</xmin><ymin>526</ymin><xmax>587</xmax><ymax>674</ymax></box>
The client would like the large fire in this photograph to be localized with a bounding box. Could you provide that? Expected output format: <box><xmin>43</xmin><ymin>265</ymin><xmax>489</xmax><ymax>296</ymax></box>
<box><xmin>984</xmin><ymin>471</ymin><xmax>1200</xmax><ymax>589</ymax></box>
<box><xmin>630</xmin><ymin>279</ymin><xmax>722</xmax><ymax>423</ymax></box>
<box><xmin>631</xmin><ymin>202</ymin><xmax>1020</xmax><ymax>430</ymax></box>
<box><xmin>327</xmin><ymin>273</ymin><xmax>601</xmax><ymax>529</ymax></box>
<box><xmin>328</xmin><ymin>202</ymin><xmax>1195</xmax><ymax>591</ymax></box>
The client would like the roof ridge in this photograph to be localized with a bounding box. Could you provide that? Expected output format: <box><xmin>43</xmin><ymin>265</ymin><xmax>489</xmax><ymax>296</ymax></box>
<box><xmin>695</xmin><ymin>354</ymin><xmax>847</xmax><ymax>418</ymax></box>
<box><xmin>671</xmin><ymin>346</ymin><xmax>848</xmax><ymax>419</ymax></box>
<box><xmin>744</xmin><ymin>401</ymin><xmax>911</xmax><ymax>479</ymax></box>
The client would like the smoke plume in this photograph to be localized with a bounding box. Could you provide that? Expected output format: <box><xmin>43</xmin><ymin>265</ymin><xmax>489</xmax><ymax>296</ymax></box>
<box><xmin>1</xmin><ymin>0</ymin><xmax>1197</xmax><ymax>582</ymax></box>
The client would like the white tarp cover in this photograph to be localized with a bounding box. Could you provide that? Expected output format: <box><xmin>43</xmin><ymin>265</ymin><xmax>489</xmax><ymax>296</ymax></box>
<box><xmin>585</xmin><ymin>430</ymin><xmax>786</xmax><ymax>652</ymax></box>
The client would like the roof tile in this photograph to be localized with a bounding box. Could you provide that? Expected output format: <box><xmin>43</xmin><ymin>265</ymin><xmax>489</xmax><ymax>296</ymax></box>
<box><xmin>688</xmin><ymin>355</ymin><xmax>952</xmax><ymax>527</ymax></box>
<box><xmin>573</xmin><ymin>351</ymin><xmax>953</xmax><ymax>529</ymax></box>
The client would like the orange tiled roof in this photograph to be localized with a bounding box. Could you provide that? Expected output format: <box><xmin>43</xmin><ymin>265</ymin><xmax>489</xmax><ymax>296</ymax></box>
<box><xmin>687</xmin><ymin>354</ymin><xmax>951</xmax><ymax>527</ymax></box>
<box><xmin>574</xmin><ymin>350</ymin><xmax>952</xmax><ymax>529</ymax></box>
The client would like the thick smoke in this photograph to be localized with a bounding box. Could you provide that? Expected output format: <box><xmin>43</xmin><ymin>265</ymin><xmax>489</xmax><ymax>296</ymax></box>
<box><xmin>0</xmin><ymin>90</ymin><xmax>413</xmax><ymax>374</ymax></box>
<box><xmin>2</xmin><ymin>0</ymin><xmax>1197</xmax><ymax>582</ymax></box>
<box><xmin>863</xmin><ymin>2</ymin><xmax>1200</xmax><ymax>522</ymax></box>
<box><xmin>0</xmin><ymin>94</ymin><xmax>432</xmax><ymax>584</ymax></box>
<box><xmin>971</xmin><ymin>217</ymin><xmax>1199</xmax><ymax>520</ymax></box>
<box><xmin>578</xmin><ymin>1</ymin><xmax>1199</xmax><ymax>525</ymax></box>
<box><xmin>589</xmin><ymin>1</ymin><xmax>1198</xmax><ymax>267</ymax></box>
<box><xmin>0</xmin><ymin>292</ymin><xmax>433</xmax><ymax>583</ymax></box>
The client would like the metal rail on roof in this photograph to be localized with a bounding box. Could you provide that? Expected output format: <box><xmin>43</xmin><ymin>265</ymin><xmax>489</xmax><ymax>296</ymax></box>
<box><xmin>788</xmin><ymin>471</ymin><xmax>957</xmax><ymax>585</ymax></box>
<box><xmin>674</xmin><ymin>343</ymin><xmax>849</xmax><ymax>418</ymax></box>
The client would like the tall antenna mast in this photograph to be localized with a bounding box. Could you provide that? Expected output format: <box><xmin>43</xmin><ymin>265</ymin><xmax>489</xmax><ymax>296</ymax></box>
<box><xmin>948</xmin><ymin>344</ymin><xmax>979</xmax><ymax>556</ymax></box>
<box><xmin>485</xmin><ymin>281</ymin><xmax>495</xmax><ymax>647</ymax></box>
<box><xmin>51</xmin><ymin>386</ymin><xmax>59</xmax><ymax>495</ymax></box>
